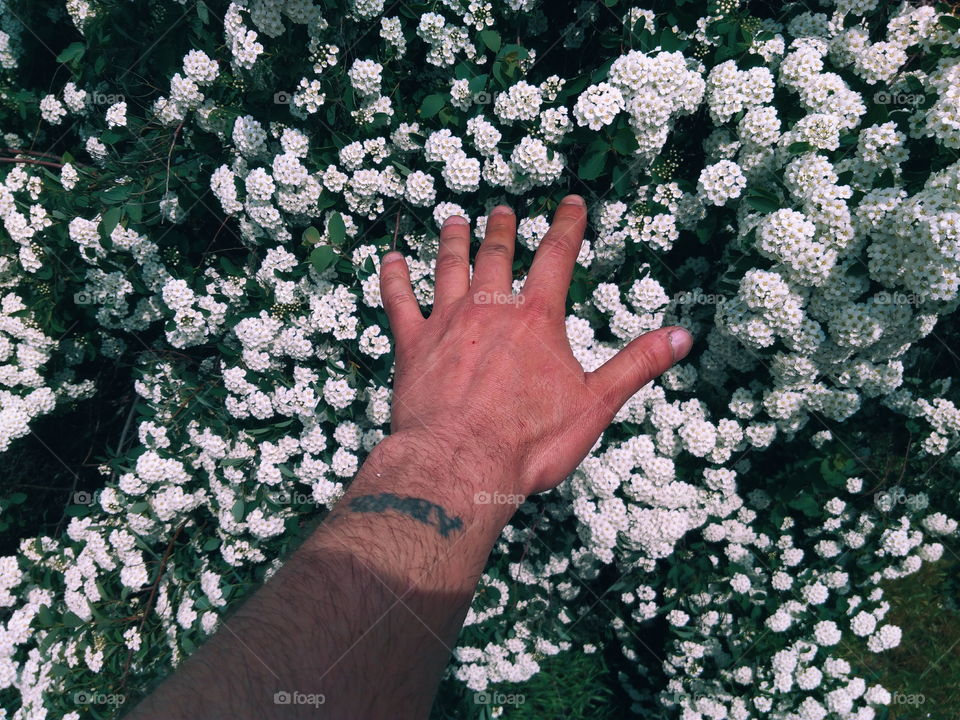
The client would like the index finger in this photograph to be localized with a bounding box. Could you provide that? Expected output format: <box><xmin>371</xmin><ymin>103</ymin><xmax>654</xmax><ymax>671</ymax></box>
<box><xmin>520</xmin><ymin>195</ymin><xmax>587</xmax><ymax>315</ymax></box>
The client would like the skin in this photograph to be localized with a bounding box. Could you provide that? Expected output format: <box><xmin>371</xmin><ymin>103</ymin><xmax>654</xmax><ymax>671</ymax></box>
<box><xmin>126</xmin><ymin>195</ymin><xmax>692</xmax><ymax>719</ymax></box>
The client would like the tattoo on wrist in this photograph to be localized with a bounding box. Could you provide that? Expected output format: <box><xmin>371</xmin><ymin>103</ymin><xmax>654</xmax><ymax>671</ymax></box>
<box><xmin>347</xmin><ymin>493</ymin><xmax>464</xmax><ymax>538</ymax></box>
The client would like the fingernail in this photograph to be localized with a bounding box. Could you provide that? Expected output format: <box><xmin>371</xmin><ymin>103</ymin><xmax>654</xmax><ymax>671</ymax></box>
<box><xmin>382</xmin><ymin>251</ymin><xmax>404</xmax><ymax>265</ymax></box>
<box><xmin>668</xmin><ymin>328</ymin><xmax>693</xmax><ymax>362</ymax></box>
<box><xmin>560</xmin><ymin>194</ymin><xmax>585</xmax><ymax>206</ymax></box>
<box><xmin>443</xmin><ymin>215</ymin><xmax>469</xmax><ymax>227</ymax></box>
<box><xmin>490</xmin><ymin>205</ymin><xmax>513</xmax><ymax>216</ymax></box>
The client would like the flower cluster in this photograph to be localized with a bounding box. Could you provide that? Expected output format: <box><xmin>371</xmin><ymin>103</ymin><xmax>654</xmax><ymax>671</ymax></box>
<box><xmin>0</xmin><ymin>1</ymin><xmax>957</xmax><ymax>719</ymax></box>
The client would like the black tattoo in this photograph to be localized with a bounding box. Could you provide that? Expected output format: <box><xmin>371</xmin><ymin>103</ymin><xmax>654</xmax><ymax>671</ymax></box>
<box><xmin>348</xmin><ymin>493</ymin><xmax>464</xmax><ymax>538</ymax></box>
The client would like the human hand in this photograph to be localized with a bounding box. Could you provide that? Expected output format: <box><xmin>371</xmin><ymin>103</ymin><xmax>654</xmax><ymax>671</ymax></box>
<box><xmin>379</xmin><ymin>194</ymin><xmax>691</xmax><ymax>498</ymax></box>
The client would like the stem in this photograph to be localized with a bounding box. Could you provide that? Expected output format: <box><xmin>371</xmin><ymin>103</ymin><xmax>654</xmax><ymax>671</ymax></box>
<box><xmin>0</xmin><ymin>157</ymin><xmax>66</xmax><ymax>169</ymax></box>
<box><xmin>119</xmin><ymin>521</ymin><xmax>187</xmax><ymax>689</ymax></box>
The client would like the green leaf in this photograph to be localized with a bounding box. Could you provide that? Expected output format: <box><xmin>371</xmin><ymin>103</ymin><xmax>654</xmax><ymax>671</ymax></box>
<box><xmin>611</xmin><ymin>163</ymin><xmax>632</xmax><ymax>196</ymax></box>
<box><xmin>492</xmin><ymin>60</ymin><xmax>506</xmax><ymax>87</ymax></box>
<box><xmin>100</xmin><ymin>185</ymin><xmax>131</xmax><ymax>204</ymax></box>
<box><xmin>788</xmin><ymin>141</ymin><xmax>814</xmax><ymax>154</ymax></box>
<box><xmin>480</xmin><ymin>29</ymin><xmax>501</xmax><ymax>53</ymax></box>
<box><xmin>695</xmin><ymin>211</ymin><xmax>717</xmax><ymax>243</ymax></box>
<box><xmin>37</xmin><ymin>605</ymin><xmax>55</xmax><ymax>627</ymax></box>
<box><xmin>659</xmin><ymin>27</ymin><xmax>683</xmax><ymax>52</ymax></box>
<box><xmin>197</xmin><ymin>0</ymin><xmax>209</xmax><ymax>23</ymax></box>
<box><xmin>181</xmin><ymin>634</ymin><xmax>197</xmax><ymax>654</ymax></box>
<box><xmin>62</xmin><ymin>611</ymin><xmax>86</xmax><ymax>628</ymax></box>
<box><xmin>327</xmin><ymin>212</ymin><xmax>346</xmax><ymax>245</ymax></box>
<box><xmin>744</xmin><ymin>192</ymin><xmax>780</xmax><ymax>213</ymax></box>
<box><xmin>578</xmin><ymin>149</ymin><xmax>608</xmax><ymax>181</ymax></box>
<box><xmin>419</xmin><ymin>93</ymin><xmax>446</xmax><ymax>119</ymax></box>
<box><xmin>302</xmin><ymin>226</ymin><xmax>322</xmax><ymax>245</ymax></box>
<box><xmin>202</xmin><ymin>537</ymin><xmax>220</xmax><ymax>552</ymax></box>
<box><xmin>101</xmin><ymin>207</ymin><xmax>122</xmax><ymax>237</ymax></box>
<box><xmin>611</xmin><ymin>130</ymin><xmax>639</xmax><ymax>155</ymax></box>
<box><xmin>231</xmin><ymin>498</ymin><xmax>245</xmax><ymax>523</ymax></box>
<box><xmin>56</xmin><ymin>42</ymin><xmax>85</xmax><ymax>64</ymax></box>
<box><xmin>939</xmin><ymin>15</ymin><xmax>960</xmax><ymax>31</ymax></box>
<box><xmin>498</xmin><ymin>44</ymin><xmax>529</xmax><ymax>62</ymax></box>
<box><xmin>569</xmin><ymin>278</ymin><xmax>588</xmax><ymax>304</ymax></box>
<box><xmin>787</xmin><ymin>492</ymin><xmax>820</xmax><ymax>518</ymax></box>
<box><xmin>309</xmin><ymin>245</ymin><xmax>338</xmax><ymax>273</ymax></box>
<box><xmin>468</xmin><ymin>74</ymin><xmax>489</xmax><ymax>94</ymax></box>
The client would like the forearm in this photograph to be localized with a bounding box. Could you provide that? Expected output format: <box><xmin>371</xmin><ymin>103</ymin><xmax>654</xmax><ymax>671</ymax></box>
<box><xmin>128</xmin><ymin>431</ymin><xmax>515</xmax><ymax>719</ymax></box>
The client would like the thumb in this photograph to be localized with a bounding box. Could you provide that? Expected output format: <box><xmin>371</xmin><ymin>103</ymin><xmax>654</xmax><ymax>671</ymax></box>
<box><xmin>585</xmin><ymin>326</ymin><xmax>692</xmax><ymax>419</ymax></box>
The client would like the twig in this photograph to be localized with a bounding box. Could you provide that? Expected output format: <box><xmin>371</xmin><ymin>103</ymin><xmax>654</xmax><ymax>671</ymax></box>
<box><xmin>201</xmin><ymin>214</ymin><xmax>232</xmax><ymax>258</ymax></box>
<box><xmin>163</xmin><ymin>120</ymin><xmax>185</xmax><ymax>196</ymax></box>
<box><xmin>391</xmin><ymin>209</ymin><xmax>401</xmax><ymax>251</ymax></box>
<box><xmin>1</xmin><ymin>147</ymin><xmax>60</xmax><ymax>159</ymax></box>
<box><xmin>895</xmin><ymin>434</ymin><xmax>913</xmax><ymax>486</ymax></box>
<box><xmin>119</xmin><ymin>520</ymin><xmax>187</xmax><ymax>689</ymax></box>
<box><xmin>0</xmin><ymin>157</ymin><xmax>66</xmax><ymax>169</ymax></box>
<box><xmin>517</xmin><ymin>505</ymin><xmax>547</xmax><ymax>567</ymax></box>
<box><xmin>116</xmin><ymin>398</ymin><xmax>139</xmax><ymax>456</ymax></box>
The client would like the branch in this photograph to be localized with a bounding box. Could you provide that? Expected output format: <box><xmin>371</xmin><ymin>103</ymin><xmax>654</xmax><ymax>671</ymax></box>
<box><xmin>163</xmin><ymin>120</ymin><xmax>185</xmax><ymax>196</ymax></box>
<box><xmin>1</xmin><ymin>147</ymin><xmax>60</xmax><ymax>159</ymax></box>
<box><xmin>119</xmin><ymin>520</ymin><xmax>188</xmax><ymax>690</ymax></box>
<box><xmin>0</xmin><ymin>157</ymin><xmax>66</xmax><ymax>169</ymax></box>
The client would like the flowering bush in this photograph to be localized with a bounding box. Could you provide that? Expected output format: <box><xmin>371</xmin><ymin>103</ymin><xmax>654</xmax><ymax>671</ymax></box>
<box><xmin>0</xmin><ymin>0</ymin><xmax>959</xmax><ymax>717</ymax></box>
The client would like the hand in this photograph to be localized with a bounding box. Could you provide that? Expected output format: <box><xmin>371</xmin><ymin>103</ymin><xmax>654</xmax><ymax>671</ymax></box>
<box><xmin>379</xmin><ymin>194</ymin><xmax>692</xmax><ymax>498</ymax></box>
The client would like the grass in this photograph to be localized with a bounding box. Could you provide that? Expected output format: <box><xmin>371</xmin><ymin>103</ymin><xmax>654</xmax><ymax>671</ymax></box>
<box><xmin>839</xmin><ymin>556</ymin><xmax>960</xmax><ymax>720</ymax></box>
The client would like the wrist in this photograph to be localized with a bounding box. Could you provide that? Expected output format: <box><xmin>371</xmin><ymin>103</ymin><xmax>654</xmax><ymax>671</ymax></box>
<box><xmin>304</xmin><ymin>428</ymin><xmax>517</xmax><ymax>587</ymax></box>
<box><xmin>369</xmin><ymin>427</ymin><xmax>522</xmax><ymax>505</ymax></box>
<box><xmin>314</xmin><ymin>428</ymin><xmax>519</xmax><ymax>544</ymax></box>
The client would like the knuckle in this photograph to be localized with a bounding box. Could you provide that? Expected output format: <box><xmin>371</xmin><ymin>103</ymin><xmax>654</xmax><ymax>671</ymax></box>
<box><xmin>485</xmin><ymin>215</ymin><xmax>514</xmax><ymax>234</ymax></box>
<box><xmin>539</xmin><ymin>236</ymin><xmax>573</xmax><ymax>260</ymax></box>
<box><xmin>440</xmin><ymin>225</ymin><xmax>470</xmax><ymax>244</ymax></box>
<box><xmin>553</xmin><ymin>204</ymin><xmax>586</xmax><ymax>225</ymax></box>
<box><xmin>380</xmin><ymin>267</ymin><xmax>407</xmax><ymax>284</ymax></box>
<box><xmin>383</xmin><ymin>290</ymin><xmax>415</xmax><ymax>310</ymax></box>
<box><xmin>520</xmin><ymin>292</ymin><xmax>555</xmax><ymax>320</ymax></box>
<box><xmin>477</xmin><ymin>242</ymin><xmax>512</xmax><ymax>259</ymax></box>
<box><xmin>629</xmin><ymin>348</ymin><xmax>658</xmax><ymax>384</ymax></box>
<box><xmin>435</xmin><ymin>252</ymin><xmax>467</xmax><ymax>273</ymax></box>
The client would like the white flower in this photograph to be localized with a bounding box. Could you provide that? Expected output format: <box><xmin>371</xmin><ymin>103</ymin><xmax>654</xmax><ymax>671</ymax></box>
<box><xmin>573</xmin><ymin>82</ymin><xmax>624</xmax><ymax>130</ymax></box>
<box><xmin>348</xmin><ymin>59</ymin><xmax>383</xmax><ymax>96</ymax></box>
<box><xmin>105</xmin><ymin>101</ymin><xmax>127</xmax><ymax>128</ymax></box>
